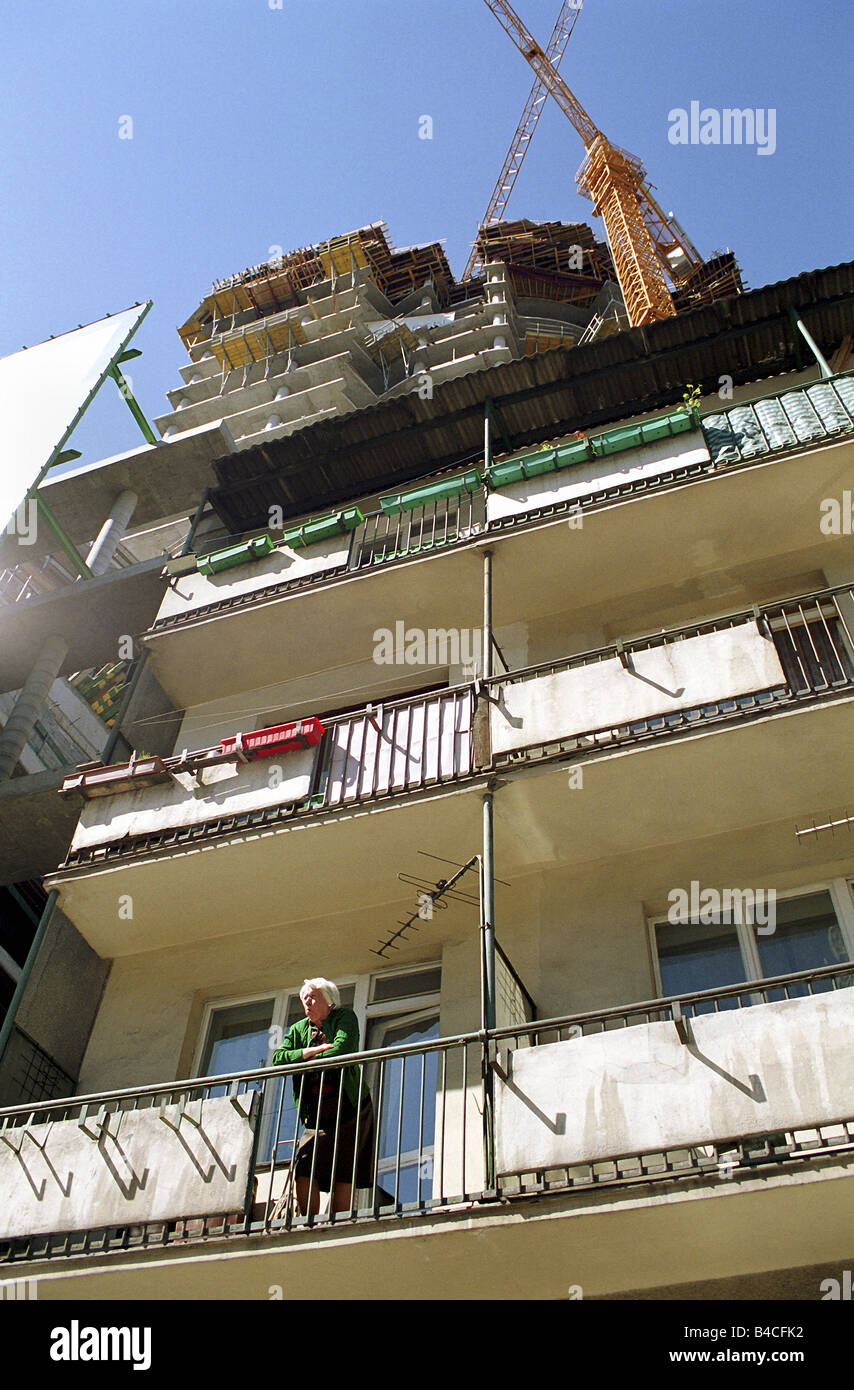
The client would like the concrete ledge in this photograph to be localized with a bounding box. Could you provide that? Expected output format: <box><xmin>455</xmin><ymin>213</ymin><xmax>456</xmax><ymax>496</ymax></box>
<box><xmin>0</xmin><ymin>558</ymin><xmax>166</xmax><ymax>692</ymax></box>
<box><xmin>10</xmin><ymin>1153</ymin><xmax>854</xmax><ymax>1300</ymax></box>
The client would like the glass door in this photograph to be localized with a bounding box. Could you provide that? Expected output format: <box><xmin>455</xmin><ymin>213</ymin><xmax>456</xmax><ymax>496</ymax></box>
<box><xmin>365</xmin><ymin>1009</ymin><xmax>439</xmax><ymax>1208</ymax></box>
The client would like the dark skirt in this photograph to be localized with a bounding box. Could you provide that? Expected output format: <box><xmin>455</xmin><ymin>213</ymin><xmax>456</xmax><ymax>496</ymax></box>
<box><xmin>294</xmin><ymin>1091</ymin><xmax>375</xmax><ymax>1190</ymax></box>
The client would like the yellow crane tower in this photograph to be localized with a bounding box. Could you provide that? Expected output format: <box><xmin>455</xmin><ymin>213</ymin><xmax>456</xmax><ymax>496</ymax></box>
<box><xmin>481</xmin><ymin>0</ymin><xmax>707</xmax><ymax>326</ymax></box>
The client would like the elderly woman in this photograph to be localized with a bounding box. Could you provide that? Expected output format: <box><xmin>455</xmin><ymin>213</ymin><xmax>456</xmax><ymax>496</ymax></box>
<box><xmin>272</xmin><ymin>977</ymin><xmax>374</xmax><ymax>1216</ymax></box>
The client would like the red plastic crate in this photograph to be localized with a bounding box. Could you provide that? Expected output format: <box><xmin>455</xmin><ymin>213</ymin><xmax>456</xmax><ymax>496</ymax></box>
<box><xmin>220</xmin><ymin>718</ymin><xmax>325</xmax><ymax>761</ymax></box>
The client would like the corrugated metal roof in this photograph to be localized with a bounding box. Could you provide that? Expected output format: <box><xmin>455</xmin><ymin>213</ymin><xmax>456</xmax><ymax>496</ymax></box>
<box><xmin>210</xmin><ymin>261</ymin><xmax>854</xmax><ymax>534</ymax></box>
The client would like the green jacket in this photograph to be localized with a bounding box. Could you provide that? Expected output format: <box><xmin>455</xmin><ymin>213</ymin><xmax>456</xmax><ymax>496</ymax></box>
<box><xmin>271</xmin><ymin>1007</ymin><xmax>368</xmax><ymax>1117</ymax></box>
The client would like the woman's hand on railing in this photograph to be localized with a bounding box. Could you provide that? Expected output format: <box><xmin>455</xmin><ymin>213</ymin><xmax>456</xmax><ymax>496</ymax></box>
<box><xmin>301</xmin><ymin>1043</ymin><xmax>335</xmax><ymax>1060</ymax></box>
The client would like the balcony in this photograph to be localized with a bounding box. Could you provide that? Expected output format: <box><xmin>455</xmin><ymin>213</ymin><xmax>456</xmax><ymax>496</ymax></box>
<box><xmin>51</xmin><ymin>687</ymin><xmax>478</xmax><ymax>955</ymax></box>
<box><xmin>2</xmin><ymin>965</ymin><xmax>852</xmax><ymax>1299</ymax></box>
<box><xmin>144</xmin><ymin>374</ymin><xmax>854</xmax><ymax>710</ymax></box>
<box><xmin>488</xmin><ymin>583</ymin><xmax>854</xmax><ymax>768</ymax></box>
<box><xmin>153</xmin><ymin>372</ymin><xmax>854</xmax><ymax>633</ymax></box>
<box><xmin>50</xmin><ymin>582</ymin><xmax>854</xmax><ymax>950</ymax></box>
<box><xmin>703</xmin><ymin>374</ymin><xmax>854</xmax><ymax>465</ymax></box>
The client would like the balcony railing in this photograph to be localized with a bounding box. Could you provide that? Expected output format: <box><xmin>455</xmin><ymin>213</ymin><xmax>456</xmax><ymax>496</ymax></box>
<box><xmin>148</xmin><ymin>373</ymin><xmax>854</xmax><ymax>636</ymax></box>
<box><xmin>59</xmin><ymin>584</ymin><xmax>854</xmax><ymax>869</ymax></box>
<box><xmin>702</xmin><ymin>372</ymin><xmax>854</xmax><ymax>466</ymax></box>
<box><xmin>1</xmin><ymin>963</ymin><xmax>852</xmax><ymax>1265</ymax></box>
<box><xmin>347</xmin><ymin>490</ymin><xmax>485</xmax><ymax>570</ymax></box>
<box><xmin>312</xmin><ymin>687</ymin><xmax>475</xmax><ymax>809</ymax></box>
<box><xmin>488</xmin><ymin>583</ymin><xmax>854</xmax><ymax>766</ymax></box>
<box><xmin>58</xmin><ymin>685</ymin><xmax>477</xmax><ymax>869</ymax></box>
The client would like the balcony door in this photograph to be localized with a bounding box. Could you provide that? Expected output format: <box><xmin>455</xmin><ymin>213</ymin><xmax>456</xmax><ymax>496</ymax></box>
<box><xmin>365</xmin><ymin>1008</ymin><xmax>440</xmax><ymax>1208</ymax></box>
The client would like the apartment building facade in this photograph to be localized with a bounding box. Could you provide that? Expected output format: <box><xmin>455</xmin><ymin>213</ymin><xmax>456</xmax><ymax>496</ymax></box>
<box><xmin>1</xmin><ymin>256</ymin><xmax>854</xmax><ymax>1300</ymax></box>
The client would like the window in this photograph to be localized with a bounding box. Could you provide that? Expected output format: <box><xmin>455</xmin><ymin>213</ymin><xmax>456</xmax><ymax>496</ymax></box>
<box><xmin>650</xmin><ymin>880</ymin><xmax>854</xmax><ymax>1011</ymax></box>
<box><xmin>195</xmin><ymin>965</ymin><xmax>441</xmax><ymax>1196</ymax></box>
<box><xmin>0</xmin><ymin>884</ymin><xmax>41</xmax><ymax>1027</ymax></box>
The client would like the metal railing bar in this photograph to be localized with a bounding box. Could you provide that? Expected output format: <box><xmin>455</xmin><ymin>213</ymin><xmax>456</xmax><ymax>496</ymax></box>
<box><xmin>347</xmin><ymin>1065</ymin><xmax>365</xmax><ymax>1221</ymax></box>
<box><xmin>1</xmin><ymin>964</ymin><xmax>850</xmax><ymax>1124</ymax></box>
<box><xmin>796</xmin><ymin>602</ymin><xmax>828</xmax><ymax>690</ymax></box>
<box><xmin>438</xmin><ymin>1049</ymin><xmax>447</xmax><ymax>1206</ymax></box>
<box><xmin>371</xmin><ymin>1058</ymin><xmax>385</xmax><ymax>1217</ymax></box>
<box><xmin>820</xmin><ymin>603</ymin><xmax>853</xmax><ymax>682</ymax></box>
<box><xmin>326</xmin><ymin>1069</ymin><xmax>346</xmax><ymax>1227</ymax></box>
<box><xmin>393</xmin><ymin>1056</ymin><xmax>405</xmax><ymax>1211</ymax></box>
<box><xmin>417</xmin><ymin>1052</ymin><xmax>426</xmax><ymax>1210</ymax></box>
<box><xmin>485</xmin><ymin>584</ymin><xmax>854</xmax><ymax>692</ymax></box>
<box><xmin>777</xmin><ymin>605</ymin><xmax>812</xmax><ymax>693</ymax></box>
<box><xmin>461</xmin><ymin>1044</ymin><xmax>468</xmax><ymax>1201</ymax></box>
<box><xmin>264</xmin><ymin>1074</ymin><xmax>288</xmax><ymax>1231</ymax></box>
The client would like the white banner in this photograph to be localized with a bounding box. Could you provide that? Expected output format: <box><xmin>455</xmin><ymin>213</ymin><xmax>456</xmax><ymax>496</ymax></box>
<box><xmin>0</xmin><ymin>303</ymin><xmax>150</xmax><ymax>535</ymax></box>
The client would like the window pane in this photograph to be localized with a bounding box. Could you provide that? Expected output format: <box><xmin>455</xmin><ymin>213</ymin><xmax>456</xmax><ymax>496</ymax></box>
<box><xmin>367</xmin><ymin>1013</ymin><xmax>439</xmax><ymax>1202</ymax></box>
<box><xmin>654</xmin><ymin>918</ymin><xmax>745</xmax><ymax>1011</ymax></box>
<box><xmin>0</xmin><ymin>967</ymin><xmax>16</xmax><ymax>1020</ymax></box>
<box><xmin>755</xmin><ymin>891</ymin><xmax>848</xmax><ymax>997</ymax></box>
<box><xmin>371</xmin><ymin>967</ymin><xmax>441</xmax><ymax>1003</ymax></box>
<box><xmin>0</xmin><ymin>888</ymin><xmax>38</xmax><ymax>970</ymax></box>
<box><xmin>202</xmin><ymin>999</ymin><xmax>274</xmax><ymax>1076</ymax></box>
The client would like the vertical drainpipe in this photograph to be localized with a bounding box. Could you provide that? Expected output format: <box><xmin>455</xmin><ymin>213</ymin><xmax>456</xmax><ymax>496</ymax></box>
<box><xmin>0</xmin><ymin>635</ymin><xmax>69</xmax><ymax>781</ymax></box>
<box><xmin>0</xmin><ymin>890</ymin><xmax>59</xmax><ymax>1067</ymax></box>
<box><xmin>480</xmin><ymin>403</ymin><xmax>497</xmax><ymax>1187</ymax></box>
<box><xmin>481</xmin><ymin>544</ymin><xmax>495</xmax><ymax>1032</ymax></box>
<box><xmin>481</xmin><ymin>789</ymin><xmax>497</xmax><ymax>1192</ymax></box>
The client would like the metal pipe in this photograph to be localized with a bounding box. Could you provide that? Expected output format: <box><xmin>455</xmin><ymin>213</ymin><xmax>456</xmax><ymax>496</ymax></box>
<box><xmin>482</xmin><ymin>548</ymin><xmax>493</xmax><ymax>680</ymax></box>
<box><xmin>85</xmin><ymin>489</ymin><xmax>138</xmax><ymax>576</ymax></box>
<box><xmin>482</xmin><ymin>787</ymin><xmax>497</xmax><ymax>1190</ymax></box>
<box><xmin>0</xmin><ymin>889</ymin><xmax>59</xmax><ymax>1066</ymax></box>
<box><xmin>108</xmin><ymin>364</ymin><xmax>158</xmax><ymax>444</ymax></box>
<box><xmin>0</xmin><ymin>634</ymin><xmax>69</xmax><ymax>780</ymax></box>
<box><xmin>482</xmin><ymin>795</ymin><xmax>497</xmax><ymax>1031</ymax></box>
<box><xmin>180</xmin><ymin>488</ymin><xmax>211</xmax><ymax>558</ymax></box>
<box><xmin>788</xmin><ymin>307</ymin><xmax>833</xmax><ymax>380</ymax></box>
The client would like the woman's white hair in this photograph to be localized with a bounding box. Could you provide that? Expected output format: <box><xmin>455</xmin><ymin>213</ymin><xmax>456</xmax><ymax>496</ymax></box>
<box><xmin>300</xmin><ymin>977</ymin><xmax>340</xmax><ymax>1009</ymax></box>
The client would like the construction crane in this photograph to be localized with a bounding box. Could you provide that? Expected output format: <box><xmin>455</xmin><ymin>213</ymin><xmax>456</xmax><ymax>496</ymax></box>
<box><xmin>481</xmin><ymin>0</ymin><xmax>705</xmax><ymax>326</ymax></box>
<box><xmin>462</xmin><ymin>0</ymin><xmax>583</xmax><ymax>281</ymax></box>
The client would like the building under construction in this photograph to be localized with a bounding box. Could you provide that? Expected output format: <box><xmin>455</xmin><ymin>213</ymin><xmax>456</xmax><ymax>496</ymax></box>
<box><xmin>6</xmin><ymin>0</ymin><xmax>854</xmax><ymax>1312</ymax></box>
<box><xmin>159</xmin><ymin>216</ymin><xmax>743</xmax><ymax>452</ymax></box>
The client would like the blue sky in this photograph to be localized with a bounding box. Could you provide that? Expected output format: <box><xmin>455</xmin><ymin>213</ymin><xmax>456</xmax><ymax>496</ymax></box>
<box><xmin>1</xmin><ymin>0</ymin><xmax>851</xmax><ymax>471</ymax></box>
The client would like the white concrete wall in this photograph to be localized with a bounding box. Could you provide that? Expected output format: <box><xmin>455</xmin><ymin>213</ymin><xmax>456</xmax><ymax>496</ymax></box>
<box><xmin>176</xmin><ymin>692</ymin><xmax>263</xmax><ymax>751</ymax></box>
<box><xmin>0</xmin><ymin>1093</ymin><xmax>258</xmax><ymax>1240</ymax></box>
<box><xmin>496</xmin><ymin>988</ymin><xmax>854</xmax><ymax>1173</ymax></box>
<box><xmin>69</xmin><ymin>745</ymin><xmax>318</xmax><ymax>852</ymax></box>
<box><xmin>487</xmin><ymin>434</ymin><xmax>711</xmax><ymax>523</ymax></box>
<box><xmin>491</xmin><ymin>622</ymin><xmax>785</xmax><ymax>755</ymax></box>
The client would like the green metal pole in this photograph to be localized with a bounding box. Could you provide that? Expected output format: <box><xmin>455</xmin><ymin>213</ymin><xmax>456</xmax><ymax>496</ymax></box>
<box><xmin>34</xmin><ymin>494</ymin><xmax>92</xmax><ymax>579</ymax></box>
<box><xmin>787</xmin><ymin>307</ymin><xmax>833</xmax><ymax>380</ymax></box>
<box><xmin>108</xmin><ymin>364</ymin><xmax>158</xmax><ymax>445</ymax></box>
<box><xmin>0</xmin><ymin>890</ymin><xmax>59</xmax><ymax>1066</ymax></box>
